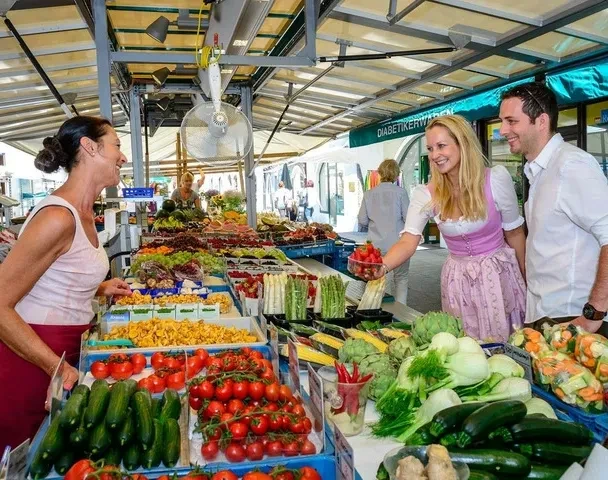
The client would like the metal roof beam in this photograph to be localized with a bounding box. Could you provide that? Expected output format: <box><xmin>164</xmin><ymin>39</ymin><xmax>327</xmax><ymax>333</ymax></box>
<box><xmin>428</xmin><ymin>0</ymin><xmax>542</xmax><ymax>26</ymax></box>
<box><xmin>0</xmin><ymin>20</ymin><xmax>87</xmax><ymax>38</ymax></box>
<box><xmin>0</xmin><ymin>105</ymin><xmax>121</xmax><ymax>133</ymax></box>
<box><xmin>509</xmin><ymin>46</ymin><xmax>561</xmax><ymax>63</ymax></box>
<box><xmin>463</xmin><ymin>65</ymin><xmax>510</xmax><ymax>79</ymax></box>
<box><xmin>345</xmin><ymin>61</ymin><xmax>422</xmax><ymax>80</ymax></box>
<box><xmin>301</xmin><ymin>0</ymin><xmax>607</xmax><ymax>134</ymax></box>
<box><xmin>0</xmin><ymin>73</ymin><xmax>98</xmax><ymax>93</ymax></box>
<box><xmin>556</xmin><ymin>27</ymin><xmax>608</xmax><ymax>45</ymax></box>
<box><xmin>0</xmin><ymin>59</ymin><xmax>97</xmax><ymax>79</ymax></box>
<box><xmin>110</xmin><ymin>51</ymin><xmax>315</xmax><ymax>67</ymax></box>
<box><xmin>10</xmin><ymin>0</ymin><xmax>73</xmax><ymax>9</ymax></box>
<box><xmin>0</xmin><ymin>99</ymin><xmax>101</xmax><ymax>126</ymax></box>
<box><xmin>0</xmin><ymin>42</ymin><xmax>95</xmax><ymax>61</ymax></box>
<box><xmin>272</xmin><ymin>75</ymin><xmax>377</xmax><ymax>100</ymax></box>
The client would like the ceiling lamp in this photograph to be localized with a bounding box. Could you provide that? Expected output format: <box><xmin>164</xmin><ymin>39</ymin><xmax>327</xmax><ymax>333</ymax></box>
<box><xmin>62</xmin><ymin>92</ymin><xmax>78</xmax><ymax>104</ymax></box>
<box><xmin>156</xmin><ymin>96</ymin><xmax>171</xmax><ymax>111</ymax></box>
<box><xmin>146</xmin><ymin>15</ymin><xmax>170</xmax><ymax>43</ymax></box>
<box><xmin>152</xmin><ymin>67</ymin><xmax>171</xmax><ymax>86</ymax></box>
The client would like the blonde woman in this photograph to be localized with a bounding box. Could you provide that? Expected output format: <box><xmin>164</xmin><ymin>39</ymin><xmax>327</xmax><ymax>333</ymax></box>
<box><xmin>380</xmin><ymin>115</ymin><xmax>526</xmax><ymax>342</ymax></box>
<box><xmin>170</xmin><ymin>171</ymin><xmax>201</xmax><ymax>209</ymax></box>
<box><xmin>358</xmin><ymin>159</ymin><xmax>410</xmax><ymax>304</ymax></box>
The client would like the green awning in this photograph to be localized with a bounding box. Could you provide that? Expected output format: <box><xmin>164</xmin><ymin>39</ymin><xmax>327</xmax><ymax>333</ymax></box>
<box><xmin>546</xmin><ymin>60</ymin><xmax>608</xmax><ymax>105</ymax></box>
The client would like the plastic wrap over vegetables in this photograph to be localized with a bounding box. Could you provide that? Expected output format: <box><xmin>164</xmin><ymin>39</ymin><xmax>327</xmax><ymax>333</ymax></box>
<box><xmin>543</xmin><ymin>323</ymin><xmax>579</xmax><ymax>356</ymax></box>
<box><xmin>508</xmin><ymin>327</ymin><xmax>549</xmax><ymax>356</ymax></box>
<box><xmin>574</xmin><ymin>332</ymin><xmax>608</xmax><ymax>382</ymax></box>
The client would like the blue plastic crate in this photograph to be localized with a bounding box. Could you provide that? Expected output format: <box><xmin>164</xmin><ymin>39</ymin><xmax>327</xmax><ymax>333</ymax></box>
<box><xmin>279</xmin><ymin>240</ymin><xmax>336</xmax><ymax>259</ymax></box>
<box><xmin>123</xmin><ymin>187</ymin><xmax>154</xmax><ymax>198</ymax></box>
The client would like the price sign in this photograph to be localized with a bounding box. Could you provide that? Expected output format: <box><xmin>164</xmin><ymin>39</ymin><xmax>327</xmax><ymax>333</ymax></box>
<box><xmin>49</xmin><ymin>352</ymin><xmax>66</xmax><ymax>419</ymax></box>
<box><xmin>198</xmin><ymin>304</ymin><xmax>220</xmax><ymax>320</ymax></box>
<box><xmin>504</xmin><ymin>343</ymin><xmax>534</xmax><ymax>383</ymax></box>
<box><xmin>6</xmin><ymin>439</ymin><xmax>29</xmax><ymax>480</ymax></box>
<box><xmin>334</xmin><ymin>426</ymin><xmax>355</xmax><ymax>480</ymax></box>
<box><xmin>269</xmin><ymin>324</ymin><xmax>279</xmax><ymax>375</ymax></box>
<box><xmin>307</xmin><ymin>363</ymin><xmax>325</xmax><ymax>451</ymax></box>
<box><xmin>288</xmin><ymin>338</ymin><xmax>301</xmax><ymax>394</ymax></box>
<box><xmin>259</xmin><ymin>313</ymin><xmax>268</xmax><ymax>339</ymax></box>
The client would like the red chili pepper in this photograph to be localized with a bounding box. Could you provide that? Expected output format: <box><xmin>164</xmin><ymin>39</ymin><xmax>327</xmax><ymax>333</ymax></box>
<box><xmin>352</xmin><ymin>362</ymin><xmax>360</xmax><ymax>383</ymax></box>
<box><xmin>359</xmin><ymin>373</ymin><xmax>373</xmax><ymax>383</ymax></box>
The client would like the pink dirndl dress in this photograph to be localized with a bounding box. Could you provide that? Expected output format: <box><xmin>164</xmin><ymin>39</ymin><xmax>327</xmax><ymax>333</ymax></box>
<box><xmin>440</xmin><ymin>169</ymin><xmax>526</xmax><ymax>343</ymax></box>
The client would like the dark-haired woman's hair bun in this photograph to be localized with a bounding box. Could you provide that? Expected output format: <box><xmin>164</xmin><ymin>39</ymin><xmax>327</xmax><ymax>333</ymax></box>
<box><xmin>35</xmin><ymin>136</ymin><xmax>69</xmax><ymax>174</ymax></box>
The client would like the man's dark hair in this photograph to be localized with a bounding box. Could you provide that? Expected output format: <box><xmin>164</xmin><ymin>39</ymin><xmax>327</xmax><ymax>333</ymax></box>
<box><xmin>501</xmin><ymin>82</ymin><xmax>558</xmax><ymax>133</ymax></box>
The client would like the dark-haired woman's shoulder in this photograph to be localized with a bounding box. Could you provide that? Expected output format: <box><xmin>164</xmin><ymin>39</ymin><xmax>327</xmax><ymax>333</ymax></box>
<box><xmin>20</xmin><ymin>206</ymin><xmax>76</xmax><ymax>255</ymax></box>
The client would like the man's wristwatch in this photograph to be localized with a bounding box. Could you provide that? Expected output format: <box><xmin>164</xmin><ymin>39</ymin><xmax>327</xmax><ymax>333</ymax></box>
<box><xmin>582</xmin><ymin>303</ymin><xmax>607</xmax><ymax>321</ymax></box>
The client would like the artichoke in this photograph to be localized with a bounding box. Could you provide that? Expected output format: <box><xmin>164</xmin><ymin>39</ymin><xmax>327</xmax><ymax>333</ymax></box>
<box><xmin>388</xmin><ymin>336</ymin><xmax>417</xmax><ymax>363</ymax></box>
<box><xmin>412</xmin><ymin>311</ymin><xmax>464</xmax><ymax>347</ymax></box>
<box><xmin>360</xmin><ymin>353</ymin><xmax>392</xmax><ymax>373</ymax></box>
<box><xmin>338</xmin><ymin>338</ymin><xmax>379</xmax><ymax>364</ymax></box>
<box><xmin>359</xmin><ymin>353</ymin><xmax>397</xmax><ymax>400</ymax></box>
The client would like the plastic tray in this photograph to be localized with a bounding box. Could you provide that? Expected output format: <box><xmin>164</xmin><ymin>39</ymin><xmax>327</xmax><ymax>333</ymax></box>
<box><xmin>354</xmin><ymin>309</ymin><xmax>394</xmax><ymax>324</ymax></box>
<box><xmin>278</xmin><ymin>240</ymin><xmax>336</xmax><ymax>259</ymax></box>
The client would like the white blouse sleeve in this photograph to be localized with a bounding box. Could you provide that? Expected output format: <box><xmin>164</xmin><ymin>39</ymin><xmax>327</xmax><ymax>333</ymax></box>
<box><xmin>490</xmin><ymin>165</ymin><xmax>524</xmax><ymax>231</ymax></box>
<box><xmin>401</xmin><ymin>185</ymin><xmax>433</xmax><ymax>236</ymax></box>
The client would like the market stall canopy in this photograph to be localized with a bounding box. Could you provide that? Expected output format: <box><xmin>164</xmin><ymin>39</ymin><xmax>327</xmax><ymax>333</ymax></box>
<box><xmin>0</xmin><ymin>0</ymin><xmax>606</xmax><ymax>151</ymax></box>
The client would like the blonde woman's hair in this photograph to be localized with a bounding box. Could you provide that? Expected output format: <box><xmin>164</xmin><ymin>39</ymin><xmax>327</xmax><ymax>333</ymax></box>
<box><xmin>426</xmin><ymin>115</ymin><xmax>488</xmax><ymax>221</ymax></box>
<box><xmin>181</xmin><ymin>171</ymin><xmax>194</xmax><ymax>185</ymax></box>
<box><xmin>378</xmin><ymin>159</ymin><xmax>400</xmax><ymax>183</ymax></box>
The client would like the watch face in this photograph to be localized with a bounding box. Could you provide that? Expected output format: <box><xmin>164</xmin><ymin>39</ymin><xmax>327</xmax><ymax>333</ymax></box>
<box><xmin>583</xmin><ymin>304</ymin><xmax>595</xmax><ymax>319</ymax></box>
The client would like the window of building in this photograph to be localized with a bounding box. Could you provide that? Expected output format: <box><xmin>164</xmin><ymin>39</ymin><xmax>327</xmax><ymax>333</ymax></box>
<box><xmin>587</xmin><ymin>100</ymin><xmax>608</xmax><ymax>178</ymax></box>
<box><xmin>318</xmin><ymin>163</ymin><xmax>329</xmax><ymax>213</ymax></box>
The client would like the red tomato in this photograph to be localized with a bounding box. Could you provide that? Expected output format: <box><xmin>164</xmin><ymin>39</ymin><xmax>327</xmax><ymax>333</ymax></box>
<box><xmin>248</xmin><ymin>381</ymin><xmax>265</xmax><ymax>401</ymax></box>
<box><xmin>224</xmin><ymin>443</ymin><xmax>246</xmax><ymax>462</ymax></box>
<box><xmin>220</xmin><ymin>412</ymin><xmax>234</xmax><ymax>427</ymax></box>
<box><xmin>151</xmin><ymin>352</ymin><xmax>165</xmax><ymax>370</ymax></box>
<box><xmin>229</xmin><ymin>421</ymin><xmax>248</xmax><ymax>441</ymax></box>
<box><xmin>90</xmin><ymin>361</ymin><xmax>109</xmax><ymax>379</ymax></box>
<box><xmin>189</xmin><ymin>383</ymin><xmax>202</xmax><ymax>399</ymax></box>
<box><xmin>302</xmin><ymin>417</ymin><xmax>312</xmax><ymax>434</ymax></box>
<box><xmin>288</xmin><ymin>418</ymin><xmax>305</xmax><ymax>434</ymax></box>
<box><xmin>201</xmin><ymin>441</ymin><xmax>219</xmax><ymax>461</ymax></box>
<box><xmin>108</xmin><ymin>353</ymin><xmax>128</xmax><ymax>363</ymax></box>
<box><xmin>211</xmin><ymin>472</ymin><xmax>238</xmax><ymax>480</ymax></box>
<box><xmin>291</xmin><ymin>404</ymin><xmax>306</xmax><ymax>417</ymax></box>
<box><xmin>98</xmin><ymin>465</ymin><xmax>122</xmax><ymax>480</ymax></box>
<box><xmin>265</xmin><ymin>440</ymin><xmax>282</xmax><ymax>457</ymax></box>
<box><xmin>300</xmin><ymin>439</ymin><xmax>316</xmax><ymax>455</ymax></box>
<box><xmin>64</xmin><ymin>459</ymin><xmax>96</xmax><ymax>480</ymax></box>
<box><xmin>232</xmin><ymin>380</ymin><xmax>249</xmax><ymax>400</ymax></box>
<box><xmin>148</xmin><ymin>374</ymin><xmax>166</xmax><ymax>393</ymax></box>
<box><xmin>186</xmin><ymin>356</ymin><xmax>203</xmax><ymax>378</ymax></box>
<box><xmin>206</xmin><ymin>357</ymin><xmax>223</xmax><ymax>370</ymax></box>
<box><xmin>260</xmin><ymin>370</ymin><xmax>276</xmax><ymax>382</ymax></box>
<box><xmin>245</xmin><ymin>441</ymin><xmax>264</xmax><ymax>461</ymax></box>
<box><xmin>215</xmin><ymin>382</ymin><xmax>233</xmax><ymax>402</ymax></box>
<box><xmin>206</xmin><ymin>425</ymin><xmax>222</xmax><ymax>442</ymax></box>
<box><xmin>204</xmin><ymin>400</ymin><xmax>225</xmax><ymax>419</ymax></box>
<box><xmin>299</xmin><ymin>467</ymin><xmax>321</xmax><ymax>480</ymax></box>
<box><xmin>264</xmin><ymin>383</ymin><xmax>280</xmax><ymax>402</ymax></box>
<box><xmin>129</xmin><ymin>475</ymin><xmax>148</xmax><ymax>480</ymax></box>
<box><xmin>269</xmin><ymin>468</ymin><xmax>294</xmax><ymax>480</ymax></box>
<box><xmin>138</xmin><ymin>377</ymin><xmax>155</xmax><ymax>393</ymax></box>
<box><xmin>227</xmin><ymin>399</ymin><xmax>245</xmax><ymax>415</ymax></box>
<box><xmin>266</xmin><ymin>402</ymin><xmax>279</xmax><ymax>412</ymax></box>
<box><xmin>163</xmin><ymin>357</ymin><xmax>182</xmax><ymax>370</ymax></box>
<box><xmin>130</xmin><ymin>353</ymin><xmax>147</xmax><ymax>374</ymax></box>
<box><xmin>278</xmin><ymin>384</ymin><xmax>293</xmax><ymax>403</ymax></box>
<box><xmin>189</xmin><ymin>395</ymin><xmax>203</xmax><ymax>411</ymax></box>
<box><xmin>249</xmin><ymin>350</ymin><xmax>263</xmax><ymax>360</ymax></box>
<box><xmin>110</xmin><ymin>361</ymin><xmax>133</xmax><ymax>380</ymax></box>
<box><xmin>283</xmin><ymin>440</ymin><xmax>300</xmax><ymax>456</ymax></box>
<box><xmin>194</xmin><ymin>348</ymin><xmax>209</xmax><ymax>364</ymax></box>
<box><xmin>250</xmin><ymin>415</ymin><xmax>269</xmax><ymax>436</ymax></box>
<box><xmin>184</xmin><ymin>473</ymin><xmax>210</xmax><ymax>480</ymax></box>
<box><xmin>198</xmin><ymin>380</ymin><xmax>215</xmax><ymax>399</ymax></box>
<box><xmin>166</xmin><ymin>370</ymin><xmax>186</xmax><ymax>390</ymax></box>
<box><xmin>268</xmin><ymin>414</ymin><xmax>283</xmax><ymax>432</ymax></box>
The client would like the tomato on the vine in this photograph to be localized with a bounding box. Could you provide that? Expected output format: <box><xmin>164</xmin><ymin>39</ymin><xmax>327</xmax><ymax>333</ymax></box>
<box><xmin>265</xmin><ymin>440</ymin><xmax>282</xmax><ymax>457</ymax></box>
<box><xmin>130</xmin><ymin>353</ymin><xmax>147</xmax><ymax>374</ymax></box>
<box><xmin>194</xmin><ymin>348</ymin><xmax>209</xmax><ymax>365</ymax></box>
<box><xmin>90</xmin><ymin>361</ymin><xmax>109</xmax><ymax>379</ymax></box>
<box><xmin>249</xmin><ymin>415</ymin><xmax>269</xmax><ymax>436</ymax></box>
<box><xmin>189</xmin><ymin>395</ymin><xmax>203</xmax><ymax>411</ymax></box>
<box><xmin>260</xmin><ymin>370</ymin><xmax>276</xmax><ymax>382</ymax></box>
<box><xmin>283</xmin><ymin>440</ymin><xmax>300</xmax><ymax>456</ymax></box>
<box><xmin>151</xmin><ymin>352</ymin><xmax>165</xmax><ymax>370</ymax></box>
<box><xmin>211</xmin><ymin>471</ymin><xmax>238</xmax><ymax>480</ymax></box>
<box><xmin>166</xmin><ymin>370</ymin><xmax>186</xmax><ymax>390</ymax></box>
<box><xmin>243</xmin><ymin>472</ymin><xmax>271</xmax><ymax>480</ymax></box>
<box><xmin>249</xmin><ymin>350</ymin><xmax>263</xmax><ymax>360</ymax></box>
<box><xmin>215</xmin><ymin>381</ymin><xmax>233</xmax><ymax>402</ymax></box>
<box><xmin>248</xmin><ymin>381</ymin><xmax>265</xmax><ymax>401</ymax></box>
<box><xmin>109</xmin><ymin>361</ymin><xmax>133</xmax><ymax>380</ymax></box>
<box><xmin>245</xmin><ymin>441</ymin><xmax>264</xmax><ymax>461</ymax></box>
<box><xmin>204</xmin><ymin>400</ymin><xmax>225</xmax><ymax>419</ymax></box>
<box><xmin>206</xmin><ymin>357</ymin><xmax>222</xmax><ymax>370</ymax></box>
<box><xmin>148</xmin><ymin>374</ymin><xmax>166</xmax><ymax>393</ymax></box>
<box><xmin>227</xmin><ymin>399</ymin><xmax>245</xmax><ymax>415</ymax></box>
<box><xmin>232</xmin><ymin>380</ymin><xmax>249</xmax><ymax>400</ymax></box>
<box><xmin>163</xmin><ymin>356</ymin><xmax>182</xmax><ymax>370</ymax></box>
<box><xmin>224</xmin><ymin>443</ymin><xmax>246</xmax><ymax>462</ymax></box>
<box><xmin>64</xmin><ymin>459</ymin><xmax>96</xmax><ymax>480</ymax></box>
<box><xmin>299</xmin><ymin>467</ymin><xmax>321</xmax><ymax>480</ymax></box>
<box><xmin>265</xmin><ymin>383</ymin><xmax>280</xmax><ymax>402</ymax></box>
<box><xmin>186</xmin><ymin>356</ymin><xmax>203</xmax><ymax>378</ymax></box>
<box><xmin>201</xmin><ymin>441</ymin><xmax>219</xmax><ymax>461</ymax></box>
<box><xmin>291</xmin><ymin>404</ymin><xmax>306</xmax><ymax>417</ymax></box>
<box><xmin>198</xmin><ymin>380</ymin><xmax>215</xmax><ymax>399</ymax></box>
<box><xmin>229</xmin><ymin>421</ymin><xmax>248</xmax><ymax>441</ymax></box>
<box><xmin>108</xmin><ymin>353</ymin><xmax>128</xmax><ymax>363</ymax></box>
<box><xmin>138</xmin><ymin>377</ymin><xmax>155</xmax><ymax>393</ymax></box>
<box><xmin>302</xmin><ymin>416</ymin><xmax>312</xmax><ymax>434</ymax></box>
<box><xmin>269</xmin><ymin>468</ymin><xmax>294</xmax><ymax>480</ymax></box>
<box><xmin>268</xmin><ymin>414</ymin><xmax>282</xmax><ymax>432</ymax></box>
<box><xmin>300</xmin><ymin>439</ymin><xmax>316</xmax><ymax>455</ymax></box>
<box><xmin>279</xmin><ymin>384</ymin><xmax>293</xmax><ymax>403</ymax></box>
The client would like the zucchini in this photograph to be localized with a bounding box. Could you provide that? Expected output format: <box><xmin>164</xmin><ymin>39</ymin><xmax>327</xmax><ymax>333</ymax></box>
<box><xmin>69</xmin><ymin>408</ymin><xmax>89</xmax><ymax>449</ymax></box>
<box><xmin>151</xmin><ymin>397</ymin><xmax>162</xmax><ymax>418</ymax></box>
<box><xmin>39</xmin><ymin>413</ymin><xmax>64</xmax><ymax>461</ymax></box>
<box><xmin>58</xmin><ymin>385</ymin><xmax>90</xmax><ymax>430</ymax></box>
<box><xmin>84</xmin><ymin>379</ymin><xmax>110</xmax><ymax>428</ymax></box>
<box><xmin>447</xmin><ymin>449</ymin><xmax>531</xmax><ymax>476</ymax></box>
<box><xmin>525</xmin><ymin>464</ymin><xmax>568</xmax><ymax>480</ymax></box>
<box><xmin>117</xmin><ymin>407</ymin><xmax>136</xmax><ymax>446</ymax></box>
<box><xmin>132</xmin><ymin>391</ymin><xmax>154</xmax><ymax>449</ymax></box>
<box><xmin>457</xmin><ymin>400</ymin><xmax>527</xmax><ymax>447</ymax></box>
<box><xmin>440</xmin><ymin>432</ymin><xmax>459</xmax><ymax>447</ymax></box>
<box><xmin>468</xmin><ymin>471</ymin><xmax>499</xmax><ymax>480</ymax></box>
<box><xmin>430</xmin><ymin>402</ymin><xmax>487</xmax><ymax>437</ymax></box>
<box><xmin>508</xmin><ymin>417</ymin><xmax>593</xmax><ymax>445</ymax></box>
<box><xmin>105</xmin><ymin>445</ymin><xmax>123</xmax><ymax>466</ymax></box>
<box><xmin>53</xmin><ymin>450</ymin><xmax>75</xmax><ymax>476</ymax></box>
<box><xmin>140</xmin><ymin>419</ymin><xmax>163</xmax><ymax>469</ymax></box>
<box><xmin>516</xmin><ymin>442</ymin><xmax>592</xmax><ymax>465</ymax></box>
<box><xmin>29</xmin><ymin>449</ymin><xmax>52</xmax><ymax>480</ymax></box>
<box><xmin>159</xmin><ymin>389</ymin><xmax>181</xmax><ymax>421</ymax></box>
<box><xmin>89</xmin><ymin>418</ymin><xmax>111</xmax><ymax>455</ymax></box>
<box><xmin>106</xmin><ymin>380</ymin><xmax>133</xmax><ymax>430</ymax></box>
<box><xmin>123</xmin><ymin>443</ymin><xmax>141</xmax><ymax>471</ymax></box>
<box><xmin>161</xmin><ymin>418</ymin><xmax>181</xmax><ymax>467</ymax></box>
<box><xmin>406</xmin><ymin>422</ymin><xmax>435</xmax><ymax>446</ymax></box>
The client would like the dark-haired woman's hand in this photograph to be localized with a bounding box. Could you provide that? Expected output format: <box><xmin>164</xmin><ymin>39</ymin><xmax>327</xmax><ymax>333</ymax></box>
<box><xmin>97</xmin><ymin>278</ymin><xmax>132</xmax><ymax>299</ymax></box>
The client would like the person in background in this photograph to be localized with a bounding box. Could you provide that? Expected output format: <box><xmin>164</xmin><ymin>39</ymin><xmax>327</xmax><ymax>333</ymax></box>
<box><xmin>274</xmin><ymin>181</ymin><xmax>291</xmax><ymax>218</ymax></box>
<box><xmin>358</xmin><ymin>159</ymin><xmax>411</xmax><ymax>304</ymax></box>
<box><xmin>379</xmin><ymin>115</ymin><xmax>527</xmax><ymax>342</ymax></box>
<box><xmin>302</xmin><ymin>179</ymin><xmax>316</xmax><ymax>223</ymax></box>
<box><xmin>0</xmin><ymin>116</ymin><xmax>132</xmax><ymax>448</ymax></box>
<box><xmin>191</xmin><ymin>168</ymin><xmax>205</xmax><ymax>194</ymax></box>
<box><xmin>500</xmin><ymin>82</ymin><xmax>608</xmax><ymax>336</ymax></box>
<box><xmin>170</xmin><ymin>171</ymin><xmax>201</xmax><ymax>209</ymax></box>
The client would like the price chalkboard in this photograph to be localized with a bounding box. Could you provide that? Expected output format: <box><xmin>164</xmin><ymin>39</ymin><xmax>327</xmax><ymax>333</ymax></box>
<box><xmin>504</xmin><ymin>343</ymin><xmax>534</xmax><ymax>383</ymax></box>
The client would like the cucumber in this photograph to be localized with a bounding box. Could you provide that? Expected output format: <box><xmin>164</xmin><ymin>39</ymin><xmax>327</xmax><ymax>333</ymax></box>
<box><xmin>69</xmin><ymin>408</ymin><xmax>89</xmax><ymax>449</ymax></box>
<box><xmin>84</xmin><ymin>379</ymin><xmax>110</xmax><ymax>428</ymax></box>
<box><xmin>161</xmin><ymin>418</ymin><xmax>181</xmax><ymax>467</ymax></box>
<box><xmin>430</xmin><ymin>402</ymin><xmax>487</xmax><ymax>437</ymax></box>
<box><xmin>105</xmin><ymin>445</ymin><xmax>123</xmax><ymax>466</ymax></box>
<box><xmin>117</xmin><ymin>407</ymin><xmax>136</xmax><ymax>446</ymax></box>
<box><xmin>159</xmin><ymin>389</ymin><xmax>181</xmax><ymax>421</ymax></box>
<box><xmin>124</xmin><ymin>378</ymin><xmax>138</xmax><ymax>396</ymax></box>
<box><xmin>123</xmin><ymin>443</ymin><xmax>141</xmax><ymax>471</ymax></box>
<box><xmin>132</xmin><ymin>391</ymin><xmax>154</xmax><ymax>449</ymax></box>
<box><xmin>138</xmin><ymin>387</ymin><xmax>153</xmax><ymax>409</ymax></box>
<box><xmin>53</xmin><ymin>450</ymin><xmax>75</xmax><ymax>475</ymax></box>
<box><xmin>140</xmin><ymin>419</ymin><xmax>163</xmax><ymax>469</ymax></box>
<box><xmin>106</xmin><ymin>380</ymin><xmax>133</xmax><ymax>430</ymax></box>
<box><xmin>525</xmin><ymin>464</ymin><xmax>568</xmax><ymax>479</ymax></box>
<box><xmin>516</xmin><ymin>442</ymin><xmax>593</xmax><ymax>465</ymax></box>
<box><xmin>29</xmin><ymin>449</ymin><xmax>52</xmax><ymax>480</ymax></box>
<box><xmin>447</xmin><ymin>449</ymin><xmax>531</xmax><ymax>476</ymax></box>
<box><xmin>151</xmin><ymin>398</ymin><xmax>162</xmax><ymax>418</ymax></box>
<box><xmin>508</xmin><ymin>417</ymin><xmax>593</xmax><ymax>445</ymax></box>
<box><xmin>457</xmin><ymin>400</ymin><xmax>527</xmax><ymax>447</ymax></box>
<box><xmin>468</xmin><ymin>471</ymin><xmax>499</xmax><ymax>480</ymax></box>
<box><xmin>89</xmin><ymin>418</ymin><xmax>111</xmax><ymax>455</ymax></box>
<box><xmin>58</xmin><ymin>385</ymin><xmax>90</xmax><ymax>430</ymax></box>
<box><xmin>39</xmin><ymin>413</ymin><xmax>64</xmax><ymax>461</ymax></box>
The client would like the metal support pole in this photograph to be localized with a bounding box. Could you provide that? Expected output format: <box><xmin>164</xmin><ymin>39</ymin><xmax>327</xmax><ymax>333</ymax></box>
<box><xmin>387</xmin><ymin>0</ymin><xmax>426</xmax><ymax>25</ymax></box>
<box><xmin>129</xmin><ymin>88</ymin><xmax>144</xmax><ymax>187</ymax></box>
<box><xmin>238</xmin><ymin>160</ymin><xmax>245</xmax><ymax>197</ymax></box>
<box><xmin>176</xmin><ymin>133</ymin><xmax>182</xmax><ymax>185</ymax></box>
<box><xmin>299</xmin><ymin>0</ymin><xmax>318</xmax><ymax>61</ymax></box>
<box><xmin>143</xmin><ymin>103</ymin><xmax>150</xmax><ymax>186</ymax></box>
<box><xmin>93</xmin><ymin>0</ymin><xmax>112</xmax><ymax>122</ymax></box>
<box><xmin>241</xmin><ymin>86</ymin><xmax>256</xmax><ymax>228</ymax></box>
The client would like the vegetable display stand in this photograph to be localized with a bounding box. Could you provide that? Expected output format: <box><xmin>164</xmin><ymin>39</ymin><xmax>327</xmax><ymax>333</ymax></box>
<box><xmin>312</xmin><ymin>313</ymin><xmax>355</xmax><ymax>329</ymax></box>
<box><xmin>278</xmin><ymin>240</ymin><xmax>336</xmax><ymax>259</ymax></box>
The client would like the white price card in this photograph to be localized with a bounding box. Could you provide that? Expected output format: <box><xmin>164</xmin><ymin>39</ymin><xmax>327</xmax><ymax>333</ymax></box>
<box><xmin>49</xmin><ymin>352</ymin><xmax>66</xmax><ymax>419</ymax></box>
<box><xmin>6</xmin><ymin>439</ymin><xmax>29</xmax><ymax>480</ymax></box>
<box><xmin>198</xmin><ymin>304</ymin><xmax>220</xmax><ymax>320</ymax></box>
<box><xmin>307</xmin><ymin>363</ymin><xmax>325</xmax><ymax>451</ymax></box>
<box><xmin>259</xmin><ymin>313</ymin><xmax>268</xmax><ymax>339</ymax></box>
<box><xmin>288</xmin><ymin>338</ymin><xmax>301</xmax><ymax>394</ymax></box>
<box><xmin>504</xmin><ymin>343</ymin><xmax>534</xmax><ymax>383</ymax></box>
<box><xmin>334</xmin><ymin>425</ymin><xmax>355</xmax><ymax>480</ymax></box>
<box><xmin>269</xmin><ymin>324</ymin><xmax>280</xmax><ymax>375</ymax></box>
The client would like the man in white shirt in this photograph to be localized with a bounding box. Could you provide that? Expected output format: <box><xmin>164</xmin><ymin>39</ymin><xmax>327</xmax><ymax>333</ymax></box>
<box><xmin>274</xmin><ymin>181</ymin><xmax>292</xmax><ymax>218</ymax></box>
<box><xmin>499</xmin><ymin>82</ymin><xmax>608</xmax><ymax>334</ymax></box>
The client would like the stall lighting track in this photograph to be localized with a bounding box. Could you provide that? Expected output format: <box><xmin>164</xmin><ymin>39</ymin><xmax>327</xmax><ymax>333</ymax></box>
<box><xmin>317</xmin><ymin>46</ymin><xmax>457</xmax><ymax>63</ymax></box>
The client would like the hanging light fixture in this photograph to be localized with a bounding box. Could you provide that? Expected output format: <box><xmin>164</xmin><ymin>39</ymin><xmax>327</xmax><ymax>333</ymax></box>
<box><xmin>146</xmin><ymin>15</ymin><xmax>170</xmax><ymax>43</ymax></box>
<box><xmin>156</xmin><ymin>96</ymin><xmax>171</xmax><ymax>111</ymax></box>
<box><xmin>152</xmin><ymin>67</ymin><xmax>171</xmax><ymax>86</ymax></box>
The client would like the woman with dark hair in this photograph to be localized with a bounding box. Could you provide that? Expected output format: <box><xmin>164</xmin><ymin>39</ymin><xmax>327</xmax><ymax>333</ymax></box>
<box><xmin>0</xmin><ymin>116</ymin><xmax>132</xmax><ymax>448</ymax></box>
